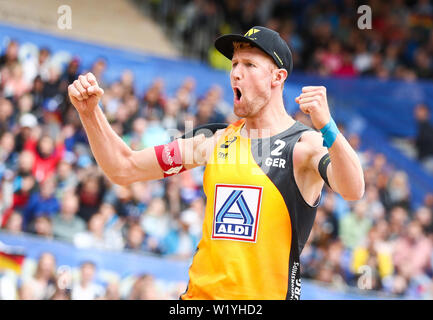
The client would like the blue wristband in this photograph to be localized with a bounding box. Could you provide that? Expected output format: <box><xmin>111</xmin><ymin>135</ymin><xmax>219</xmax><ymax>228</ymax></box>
<box><xmin>320</xmin><ymin>118</ymin><xmax>339</xmax><ymax>148</ymax></box>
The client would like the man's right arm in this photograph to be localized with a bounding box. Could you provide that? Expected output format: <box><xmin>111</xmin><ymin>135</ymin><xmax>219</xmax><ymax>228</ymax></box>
<box><xmin>68</xmin><ymin>72</ymin><xmax>220</xmax><ymax>186</ymax></box>
<box><xmin>77</xmin><ymin>104</ymin><xmax>164</xmax><ymax>185</ymax></box>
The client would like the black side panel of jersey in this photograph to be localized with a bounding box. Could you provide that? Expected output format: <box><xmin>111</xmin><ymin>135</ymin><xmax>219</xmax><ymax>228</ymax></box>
<box><xmin>250</xmin><ymin>121</ymin><xmax>319</xmax><ymax>300</ymax></box>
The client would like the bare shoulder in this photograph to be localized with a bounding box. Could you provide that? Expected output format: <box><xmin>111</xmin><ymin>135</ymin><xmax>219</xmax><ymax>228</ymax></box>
<box><xmin>293</xmin><ymin>130</ymin><xmax>327</xmax><ymax>169</ymax></box>
<box><xmin>201</xmin><ymin>128</ymin><xmax>228</xmax><ymax>148</ymax></box>
<box><xmin>187</xmin><ymin>128</ymin><xmax>228</xmax><ymax>166</ymax></box>
<box><xmin>299</xmin><ymin>130</ymin><xmax>323</xmax><ymax>147</ymax></box>
<box><xmin>294</xmin><ymin>130</ymin><xmax>324</xmax><ymax>156</ymax></box>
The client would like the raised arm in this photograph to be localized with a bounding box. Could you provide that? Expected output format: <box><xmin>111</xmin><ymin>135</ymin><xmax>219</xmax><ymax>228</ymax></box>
<box><xmin>296</xmin><ymin>86</ymin><xmax>365</xmax><ymax>201</ymax></box>
<box><xmin>68</xmin><ymin>72</ymin><xmax>219</xmax><ymax>186</ymax></box>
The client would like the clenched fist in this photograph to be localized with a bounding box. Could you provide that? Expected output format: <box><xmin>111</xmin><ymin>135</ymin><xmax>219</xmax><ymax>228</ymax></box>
<box><xmin>68</xmin><ymin>72</ymin><xmax>104</xmax><ymax>116</ymax></box>
<box><xmin>295</xmin><ymin>86</ymin><xmax>331</xmax><ymax>130</ymax></box>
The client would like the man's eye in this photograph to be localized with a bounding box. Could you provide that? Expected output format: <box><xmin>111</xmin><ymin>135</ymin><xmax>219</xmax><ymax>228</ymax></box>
<box><xmin>232</xmin><ymin>62</ymin><xmax>238</xmax><ymax>68</ymax></box>
<box><xmin>247</xmin><ymin>63</ymin><xmax>255</xmax><ymax>67</ymax></box>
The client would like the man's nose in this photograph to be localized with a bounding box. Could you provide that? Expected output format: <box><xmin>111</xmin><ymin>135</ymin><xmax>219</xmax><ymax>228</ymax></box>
<box><xmin>231</xmin><ymin>65</ymin><xmax>242</xmax><ymax>81</ymax></box>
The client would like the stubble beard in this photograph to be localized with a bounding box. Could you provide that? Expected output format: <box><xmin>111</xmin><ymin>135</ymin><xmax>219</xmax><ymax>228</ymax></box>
<box><xmin>234</xmin><ymin>94</ymin><xmax>268</xmax><ymax>119</ymax></box>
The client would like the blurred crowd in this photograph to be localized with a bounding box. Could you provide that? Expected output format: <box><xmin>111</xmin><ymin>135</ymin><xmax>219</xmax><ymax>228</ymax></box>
<box><xmin>0</xmin><ymin>252</ymin><xmax>183</xmax><ymax>300</ymax></box>
<box><xmin>1</xmin><ymin>26</ymin><xmax>433</xmax><ymax>299</ymax></box>
<box><xmin>0</xmin><ymin>39</ymin><xmax>234</xmax><ymax>299</ymax></box>
<box><xmin>302</xmin><ymin>141</ymin><xmax>433</xmax><ymax>299</ymax></box>
<box><xmin>146</xmin><ymin>0</ymin><xmax>433</xmax><ymax>81</ymax></box>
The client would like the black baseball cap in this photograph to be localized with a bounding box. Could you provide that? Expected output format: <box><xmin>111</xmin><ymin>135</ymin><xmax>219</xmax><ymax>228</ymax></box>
<box><xmin>214</xmin><ymin>26</ymin><xmax>293</xmax><ymax>75</ymax></box>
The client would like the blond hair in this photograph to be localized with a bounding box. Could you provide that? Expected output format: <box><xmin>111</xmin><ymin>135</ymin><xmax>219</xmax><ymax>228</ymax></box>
<box><xmin>233</xmin><ymin>41</ymin><xmax>254</xmax><ymax>51</ymax></box>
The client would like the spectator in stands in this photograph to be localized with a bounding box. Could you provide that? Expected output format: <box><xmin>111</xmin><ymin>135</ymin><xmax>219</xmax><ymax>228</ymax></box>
<box><xmin>140</xmin><ymin>198</ymin><xmax>171</xmax><ymax>253</ymax></box>
<box><xmin>179</xmin><ymin>197</ymin><xmax>205</xmax><ymax>239</ymax></box>
<box><xmin>6</xmin><ymin>151</ymin><xmax>36</xmax><ymax>216</ymax></box>
<box><xmin>351</xmin><ymin>224</ymin><xmax>394</xmax><ymax>287</ymax></box>
<box><xmin>18</xmin><ymin>282</ymin><xmax>36</xmax><ymax>300</ymax></box>
<box><xmin>128</xmin><ymin>274</ymin><xmax>159</xmax><ymax>300</ymax></box>
<box><xmin>424</xmin><ymin>193</ymin><xmax>433</xmax><ymax>212</ymax></box>
<box><xmin>141</xmin><ymin>78</ymin><xmax>166</xmax><ymax>120</ymax></box>
<box><xmin>124</xmin><ymin>223</ymin><xmax>157</xmax><ymax>253</ymax></box>
<box><xmin>364</xmin><ymin>185</ymin><xmax>386</xmax><ymax>221</ymax></box>
<box><xmin>123</xmin><ymin>117</ymin><xmax>147</xmax><ymax>151</ymax></box>
<box><xmin>414</xmin><ymin>206</ymin><xmax>433</xmax><ymax>235</ymax></box>
<box><xmin>41</xmin><ymin>64</ymin><xmax>64</xmax><ymax>107</ymax></box>
<box><xmin>164</xmin><ymin>175</ymin><xmax>183</xmax><ymax>216</ymax></box>
<box><xmin>12</xmin><ymin>150</ymin><xmax>35</xmax><ymax>189</ymax></box>
<box><xmin>2</xmin><ymin>175</ymin><xmax>34</xmax><ymax>225</ymax></box>
<box><xmin>22</xmin><ymin>47</ymin><xmax>51</xmax><ymax>85</ymax></box>
<box><xmin>161</xmin><ymin>98</ymin><xmax>183</xmax><ymax>131</ymax></box>
<box><xmin>413</xmin><ymin>48</ymin><xmax>433</xmax><ymax>79</ymax></box>
<box><xmin>54</xmin><ymin>159</ymin><xmax>79</xmax><ymax>199</ymax></box>
<box><xmin>32</xmin><ymin>215</ymin><xmax>53</xmax><ymax>239</ymax></box>
<box><xmin>414</xmin><ymin>103</ymin><xmax>433</xmax><ymax>172</ymax></box>
<box><xmin>0</xmin><ymin>40</ymin><xmax>18</xmax><ymax>69</ymax></box>
<box><xmin>24</xmin><ymin>133</ymin><xmax>65</xmax><ymax>183</ymax></box>
<box><xmin>334</xmin><ymin>50</ymin><xmax>358</xmax><ymax>78</ymax></box>
<box><xmin>30</xmin><ymin>76</ymin><xmax>45</xmax><ymax>118</ymax></box>
<box><xmin>21</xmin><ymin>252</ymin><xmax>57</xmax><ymax>300</ymax></box>
<box><xmin>195</xmin><ymin>97</ymin><xmax>224</xmax><ymax>126</ymax></box>
<box><xmin>388</xmin><ymin>206</ymin><xmax>410</xmax><ymax>240</ymax></box>
<box><xmin>50</xmin><ymin>286</ymin><xmax>71</xmax><ymax>300</ymax></box>
<box><xmin>0</xmin><ymin>132</ymin><xmax>17</xmax><ymax>170</ymax></box>
<box><xmin>22</xmin><ymin>176</ymin><xmax>60</xmax><ymax>230</ymax></box>
<box><xmin>98</xmin><ymin>201</ymin><xmax>125</xmax><ymax>238</ymax></box>
<box><xmin>387</xmin><ymin>171</ymin><xmax>411</xmax><ymax>210</ymax></box>
<box><xmin>0</xmin><ymin>98</ymin><xmax>14</xmax><ymax>136</ymax></box>
<box><xmin>3</xmin><ymin>63</ymin><xmax>30</xmax><ymax>99</ymax></box>
<box><xmin>52</xmin><ymin>192</ymin><xmax>86</xmax><ymax>243</ymax></box>
<box><xmin>204</xmin><ymin>85</ymin><xmax>232</xmax><ymax>119</ymax></box>
<box><xmin>61</xmin><ymin>57</ymin><xmax>80</xmax><ymax>87</ymax></box>
<box><xmin>314</xmin><ymin>240</ymin><xmax>348</xmax><ymax>287</ymax></box>
<box><xmin>14</xmin><ymin>113</ymin><xmax>38</xmax><ymax>153</ymax></box>
<box><xmin>71</xmin><ymin>261</ymin><xmax>105</xmax><ymax>300</ymax></box>
<box><xmin>89</xmin><ymin>58</ymin><xmax>107</xmax><ymax>88</ymax></box>
<box><xmin>310</xmin><ymin>206</ymin><xmax>339</xmax><ymax>249</ymax></box>
<box><xmin>113</xmin><ymin>184</ymin><xmax>146</xmax><ymax>223</ymax></box>
<box><xmin>161</xmin><ymin>212</ymin><xmax>200</xmax><ymax>258</ymax></box>
<box><xmin>73</xmin><ymin>212</ymin><xmax>124</xmax><ymax>251</ymax></box>
<box><xmin>128</xmin><ymin>182</ymin><xmax>150</xmax><ymax>221</ymax></box>
<box><xmin>339</xmin><ymin>200</ymin><xmax>372</xmax><ymax>249</ymax></box>
<box><xmin>100</xmin><ymin>281</ymin><xmax>121</xmax><ymax>300</ymax></box>
<box><xmin>393</xmin><ymin>220</ymin><xmax>432</xmax><ymax>277</ymax></box>
<box><xmin>0</xmin><ymin>271</ymin><xmax>17</xmax><ymax>300</ymax></box>
<box><xmin>124</xmin><ymin>222</ymin><xmax>145</xmax><ymax>251</ymax></box>
<box><xmin>3</xmin><ymin>211</ymin><xmax>23</xmax><ymax>234</ymax></box>
<box><xmin>50</xmin><ymin>265</ymin><xmax>72</xmax><ymax>300</ymax></box>
<box><xmin>76</xmin><ymin>173</ymin><xmax>105</xmax><ymax>223</ymax></box>
<box><xmin>16</xmin><ymin>94</ymin><xmax>34</xmax><ymax>122</ymax></box>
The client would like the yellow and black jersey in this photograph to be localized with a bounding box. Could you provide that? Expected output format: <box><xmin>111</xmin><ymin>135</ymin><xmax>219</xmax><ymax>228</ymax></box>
<box><xmin>181</xmin><ymin>118</ymin><xmax>319</xmax><ymax>300</ymax></box>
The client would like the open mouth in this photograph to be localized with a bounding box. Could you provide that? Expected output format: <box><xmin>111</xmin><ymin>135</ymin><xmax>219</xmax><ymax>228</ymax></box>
<box><xmin>234</xmin><ymin>87</ymin><xmax>242</xmax><ymax>102</ymax></box>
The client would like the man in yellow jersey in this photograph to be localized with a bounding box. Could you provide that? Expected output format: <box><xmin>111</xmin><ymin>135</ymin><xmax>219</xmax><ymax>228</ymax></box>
<box><xmin>68</xmin><ymin>26</ymin><xmax>364</xmax><ymax>300</ymax></box>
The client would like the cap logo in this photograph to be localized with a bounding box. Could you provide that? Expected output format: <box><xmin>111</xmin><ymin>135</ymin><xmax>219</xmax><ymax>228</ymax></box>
<box><xmin>244</xmin><ymin>28</ymin><xmax>261</xmax><ymax>38</ymax></box>
<box><xmin>273</xmin><ymin>51</ymin><xmax>283</xmax><ymax>66</ymax></box>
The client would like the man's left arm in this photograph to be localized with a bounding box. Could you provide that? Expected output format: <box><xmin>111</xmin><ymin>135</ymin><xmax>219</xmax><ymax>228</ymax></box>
<box><xmin>296</xmin><ymin>86</ymin><xmax>365</xmax><ymax>201</ymax></box>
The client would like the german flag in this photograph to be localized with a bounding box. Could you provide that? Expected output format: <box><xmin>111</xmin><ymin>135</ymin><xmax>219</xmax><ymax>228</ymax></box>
<box><xmin>0</xmin><ymin>241</ymin><xmax>26</xmax><ymax>274</ymax></box>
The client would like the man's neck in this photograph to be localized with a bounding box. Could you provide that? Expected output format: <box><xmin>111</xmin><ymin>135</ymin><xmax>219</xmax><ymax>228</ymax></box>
<box><xmin>241</xmin><ymin>97</ymin><xmax>295</xmax><ymax>138</ymax></box>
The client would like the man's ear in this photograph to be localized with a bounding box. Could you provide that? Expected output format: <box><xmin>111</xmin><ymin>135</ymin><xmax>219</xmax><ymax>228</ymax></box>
<box><xmin>272</xmin><ymin>68</ymin><xmax>288</xmax><ymax>88</ymax></box>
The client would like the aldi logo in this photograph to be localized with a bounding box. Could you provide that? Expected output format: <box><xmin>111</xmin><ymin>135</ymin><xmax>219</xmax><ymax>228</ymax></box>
<box><xmin>211</xmin><ymin>184</ymin><xmax>263</xmax><ymax>242</ymax></box>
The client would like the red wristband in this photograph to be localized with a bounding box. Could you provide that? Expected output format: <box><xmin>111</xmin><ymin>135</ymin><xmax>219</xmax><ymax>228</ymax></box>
<box><xmin>154</xmin><ymin>140</ymin><xmax>186</xmax><ymax>177</ymax></box>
